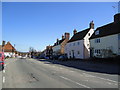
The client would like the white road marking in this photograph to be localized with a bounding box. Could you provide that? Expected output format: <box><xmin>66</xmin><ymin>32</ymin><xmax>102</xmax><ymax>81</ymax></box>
<box><xmin>3</xmin><ymin>70</ymin><xmax>5</xmax><ymax>73</ymax></box>
<box><xmin>59</xmin><ymin>76</ymin><xmax>90</xmax><ymax>88</ymax></box>
<box><xmin>114</xmin><ymin>83</ymin><xmax>118</xmax><ymax>86</ymax></box>
<box><xmin>60</xmin><ymin>67</ymin><xmax>63</xmax><ymax>69</ymax></box>
<box><xmin>4</xmin><ymin>63</ymin><xmax>9</xmax><ymax>67</ymax></box>
<box><xmin>4</xmin><ymin>64</ymin><xmax>7</xmax><ymax>67</ymax></box>
<box><xmin>69</xmin><ymin>71</ymin><xmax>74</xmax><ymax>72</ymax></box>
<box><xmin>3</xmin><ymin>77</ymin><xmax>5</xmax><ymax>83</ymax></box>
<box><xmin>83</xmin><ymin>73</ymin><xmax>118</xmax><ymax>83</ymax></box>
<box><xmin>83</xmin><ymin>73</ymin><xmax>95</xmax><ymax>77</ymax></box>
<box><xmin>108</xmin><ymin>82</ymin><xmax>112</xmax><ymax>85</ymax></box>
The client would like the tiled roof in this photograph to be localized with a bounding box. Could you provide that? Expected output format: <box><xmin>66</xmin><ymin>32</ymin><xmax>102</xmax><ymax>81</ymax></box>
<box><xmin>68</xmin><ymin>28</ymin><xmax>90</xmax><ymax>43</ymax></box>
<box><xmin>90</xmin><ymin>22</ymin><xmax>120</xmax><ymax>39</ymax></box>
<box><xmin>3</xmin><ymin>42</ymin><xmax>15</xmax><ymax>52</ymax></box>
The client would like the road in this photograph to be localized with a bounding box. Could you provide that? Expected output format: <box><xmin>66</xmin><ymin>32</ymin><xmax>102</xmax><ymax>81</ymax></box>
<box><xmin>1</xmin><ymin>58</ymin><xmax>119</xmax><ymax>89</ymax></box>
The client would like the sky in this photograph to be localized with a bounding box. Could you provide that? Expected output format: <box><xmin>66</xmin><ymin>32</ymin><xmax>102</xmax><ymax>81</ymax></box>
<box><xmin>1</xmin><ymin>2</ymin><xmax>118</xmax><ymax>52</ymax></box>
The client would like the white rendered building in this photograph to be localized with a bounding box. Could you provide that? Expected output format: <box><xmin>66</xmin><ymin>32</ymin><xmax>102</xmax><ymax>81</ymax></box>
<box><xmin>65</xmin><ymin>21</ymin><xmax>94</xmax><ymax>59</ymax></box>
<box><xmin>90</xmin><ymin>13</ymin><xmax>120</xmax><ymax>58</ymax></box>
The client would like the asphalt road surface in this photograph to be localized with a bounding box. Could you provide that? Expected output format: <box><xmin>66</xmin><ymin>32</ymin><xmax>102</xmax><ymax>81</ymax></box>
<box><xmin>1</xmin><ymin>58</ymin><xmax>119</xmax><ymax>89</ymax></box>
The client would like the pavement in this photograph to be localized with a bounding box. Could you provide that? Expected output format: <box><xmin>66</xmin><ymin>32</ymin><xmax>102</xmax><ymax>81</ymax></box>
<box><xmin>1</xmin><ymin>58</ymin><xmax>119</xmax><ymax>89</ymax></box>
<box><xmin>41</xmin><ymin>59</ymin><xmax>119</xmax><ymax>74</ymax></box>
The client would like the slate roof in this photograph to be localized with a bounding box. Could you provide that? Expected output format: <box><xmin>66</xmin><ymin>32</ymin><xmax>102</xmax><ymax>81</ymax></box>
<box><xmin>59</xmin><ymin>39</ymin><xmax>65</xmax><ymax>44</ymax></box>
<box><xmin>54</xmin><ymin>39</ymin><xmax>65</xmax><ymax>46</ymax></box>
<box><xmin>68</xmin><ymin>28</ymin><xmax>90</xmax><ymax>43</ymax></box>
<box><xmin>90</xmin><ymin>22</ymin><xmax>120</xmax><ymax>39</ymax></box>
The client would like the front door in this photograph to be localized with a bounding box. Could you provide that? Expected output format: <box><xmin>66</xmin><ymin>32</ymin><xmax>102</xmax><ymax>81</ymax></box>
<box><xmin>72</xmin><ymin>50</ymin><xmax>74</xmax><ymax>59</ymax></box>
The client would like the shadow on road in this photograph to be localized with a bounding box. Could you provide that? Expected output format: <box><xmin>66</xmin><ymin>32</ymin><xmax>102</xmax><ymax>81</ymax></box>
<box><xmin>37</xmin><ymin>58</ymin><xmax>120</xmax><ymax>75</ymax></box>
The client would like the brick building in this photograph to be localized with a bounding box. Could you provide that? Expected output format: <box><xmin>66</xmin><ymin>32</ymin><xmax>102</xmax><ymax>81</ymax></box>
<box><xmin>2</xmin><ymin>41</ymin><xmax>16</xmax><ymax>57</ymax></box>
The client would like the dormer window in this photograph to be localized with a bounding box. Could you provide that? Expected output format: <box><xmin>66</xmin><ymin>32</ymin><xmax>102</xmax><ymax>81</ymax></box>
<box><xmin>95</xmin><ymin>30</ymin><xmax>99</xmax><ymax>35</ymax></box>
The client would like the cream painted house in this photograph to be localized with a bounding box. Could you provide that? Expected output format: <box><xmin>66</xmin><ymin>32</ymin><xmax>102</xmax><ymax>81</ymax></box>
<box><xmin>90</xmin><ymin>13</ymin><xmax>120</xmax><ymax>58</ymax></box>
<box><xmin>52</xmin><ymin>33</ymin><xmax>70</xmax><ymax>55</ymax></box>
<box><xmin>65</xmin><ymin>21</ymin><xmax>94</xmax><ymax>59</ymax></box>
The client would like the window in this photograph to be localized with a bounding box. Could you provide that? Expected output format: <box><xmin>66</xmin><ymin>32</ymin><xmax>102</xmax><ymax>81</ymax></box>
<box><xmin>69</xmin><ymin>51</ymin><xmax>71</xmax><ymax>55</ymax></box>
<box><xmin>95</xmin><ymin>38</ymin><xmax>100</xmax><ymax>43</ymax></box>
<box><xmin>95</xmin><ymin>30</ymin><xmax>99</xmax><ymax>35</ymax></box>
<box><xmin>98</xmin><ymin>39</ymin><xmax>100</xmax><ymax>43</ymax></box>
<box><xmin>88</xmin><ymin>33</ymin><xmax>90</xmax><ymax>36</ymax></box>
<box><xmin>95</xmin><ymin>49</ymin><xmax>101</xmax><ymax>54</ymax></box>
<box><xmin>98</xmin><ymin>49</ymin><xmax>101</xmax><ymax>54</ymax></box>
<box><xmin>77</xmin><ymin>51</ymin><xmax>80</xmax><ymax>54</ymax></box>
<box><xmin>94</xmin><ymin>50</ymin><xmax>96</xmax><ymax>53</ymax></box>
<box><xmin>73</xmin><ymin>43</ymin><xmax>75</xmax><ymax>46</ymax></box>
<box><xmin>78</xmin><ymin>42</ymin><xmax>80</xmax><ymax>45</ymax></box>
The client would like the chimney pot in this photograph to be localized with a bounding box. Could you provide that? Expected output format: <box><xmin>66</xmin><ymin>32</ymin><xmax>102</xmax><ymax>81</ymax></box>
<box><xmin>62</xmin><ymin>34</ymin><xmax>65</xmax><ymax>39</ymax></box>
<box><xmin>56</xmin><ymin>38</ymin><xmax>59</xmax><ymax>45</ymax></box>
<box><xmin>73</xmin><ymin>29</ymin><xmax>77</xmax><ymax>35</ymax></box>
<box><xmin>89</xmin><ymin>20</ymin><xmax>94</xmax><ymax>29</ymax></box>
<box><xmin>64</xmin><ymin>32</ymin><xmax>70</xmax><ymax>40</ymax></box>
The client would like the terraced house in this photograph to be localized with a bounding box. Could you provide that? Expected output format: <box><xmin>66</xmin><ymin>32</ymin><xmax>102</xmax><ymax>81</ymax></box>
<box><xmin>65</xmin><ymin>21</ymin><xmax>94</xmax><ymax>59</ymax></box>
<box><xmin>90</xmin><ymin>13</ymin><xmax>120</xmax><ymax>58</ymax></box>
<box><xmin>52</xmin><ymin>32</ymin><xmax>70</xmax><ymax>56</ymax></box>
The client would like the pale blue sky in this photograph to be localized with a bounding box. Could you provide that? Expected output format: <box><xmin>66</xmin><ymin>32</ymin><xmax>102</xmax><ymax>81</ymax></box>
<box><xmin>2</xmin><ymin>2</ymin><xmax>118</xmax><ymax>52</ymax></box>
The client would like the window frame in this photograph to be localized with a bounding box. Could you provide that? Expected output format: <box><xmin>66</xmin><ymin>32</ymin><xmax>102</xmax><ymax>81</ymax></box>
<box><xmin>95</xmin><ymin>30</ymin><xmax>99</xmax><ymax>35</ymax></box>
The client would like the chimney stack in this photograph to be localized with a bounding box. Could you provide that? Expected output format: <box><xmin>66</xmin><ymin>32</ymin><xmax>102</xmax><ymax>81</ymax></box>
<box><xmin>114</xmin><ymin>13</ymin><xmax>120</xmax><ymax>23</ymax></box>
<box><xmin>65</xmin><ymin>32</ymin><xmax>70</xmax><ymax>40</ymax></box>
<box><xmin>57</xmin><ymin>38</ymin><xmax>59</xmax><ymax>45</ymax></box>
<box><xmin>62</xmin><ymin>34</ymin><xmax>65</xmax><ymax>39</ymax></box>
<box><xmin>73</xmin><ymin>29</ymin><xmax>77</xmax><ymax>35</ymax></box>
<box><xmin>46</xmin><ymin>46</ymin><xmax>49</xmax><ymax>49</ymax></box>
<box><xmin>89</xmin><ymin>21</ymin><xmax>94</xmax><ymax>29</ymax></box>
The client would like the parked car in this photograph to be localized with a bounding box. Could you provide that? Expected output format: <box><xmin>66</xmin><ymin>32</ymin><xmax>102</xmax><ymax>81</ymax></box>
<box><xmin>38</xmin><ymin>56</ymin><xmax>48</xmax><ymax>59</ymax></box>
<box><xmin>58</xmin><ymin>55</ymin><xmax>68</xmax><ymax>61</ymax></box>
<box><xmin>0</xmin><ymin>52</ymin><xmax>4</xmax><ymax>70</ymax></box>
<box><xmin>52</xmin><ymin>55</ymin><xmax>61</xmax><ymax>60</ymax></box>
